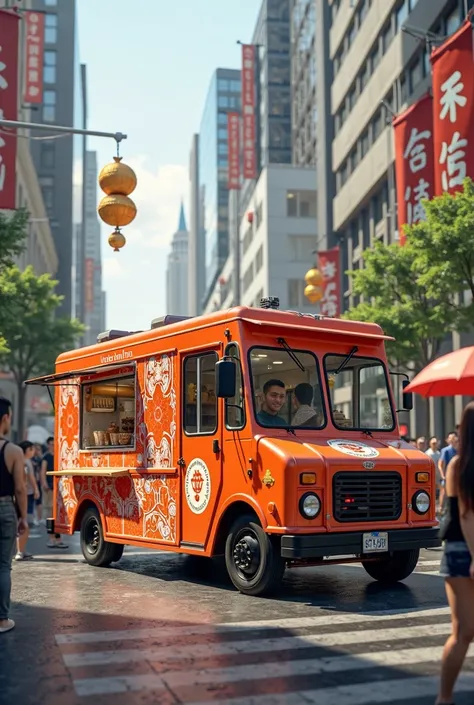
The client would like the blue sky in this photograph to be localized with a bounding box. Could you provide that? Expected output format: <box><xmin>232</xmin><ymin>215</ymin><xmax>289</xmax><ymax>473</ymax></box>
<box><xmin>77</xmin><ymin>0</ymin><xmax>260</xmax><ymax>331</ymax></box>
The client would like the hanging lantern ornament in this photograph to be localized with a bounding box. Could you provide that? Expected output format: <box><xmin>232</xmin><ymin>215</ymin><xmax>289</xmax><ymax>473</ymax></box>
<box><xmin>98</xmin><ymin>150</ymin><xmax>137</xmax><ymax>251</ymax></box>
<box><xmin>305</xmin><ymin>267</ymin><xmax>323</xmax><ymax>287</ymax></box>
<box><xmin>108</xmin><ymin>228</ymin><xmax>126</xmax><ymax>252</ymax></box>
<box><xmin>304</xmin><ymin>284</ymin><xmax>323</xmax><ymax>304</ymax></box>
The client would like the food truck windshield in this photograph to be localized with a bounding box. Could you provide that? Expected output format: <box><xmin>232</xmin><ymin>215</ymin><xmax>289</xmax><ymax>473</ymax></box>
<box><xmin>249</xmin><ymin>346</ymin><xmax>395</xmax><ymax>432</ymax></box>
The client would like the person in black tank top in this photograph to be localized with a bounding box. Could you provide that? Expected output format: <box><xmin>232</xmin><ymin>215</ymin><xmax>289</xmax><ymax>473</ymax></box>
<box><xmin>0</xmin><ymin>397</ymin><xmax>28</xmax><ymax>635</ymax></box>
<box><xmin>436</xmin><ymin>402</ymin><xmax>474</xmax><ymax>704</ymax></box>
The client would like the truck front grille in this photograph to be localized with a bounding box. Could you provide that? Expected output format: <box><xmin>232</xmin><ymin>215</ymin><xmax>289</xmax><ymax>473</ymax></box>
<box><xmin>333</xmin><ymin>471</ymin><xmax>402</xmax><ymax>523</ymax></box>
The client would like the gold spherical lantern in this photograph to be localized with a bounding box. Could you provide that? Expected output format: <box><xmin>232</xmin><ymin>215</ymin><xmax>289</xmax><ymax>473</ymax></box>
<box><xmin>98</xmin><ymin>194</ymin><xmax>137</xmax><ymax>228</ymax></box>
<box><xmin>99</xmin><ymin>157</ymin><xmax>137</xmax><ymax>196</ymax></box>
<box><xmin>305</xmin><ymin>267</ymin><xmax>323</xmax><ymax>287</ymax></box>
<box><xmin>304</xmin><ymin>284</ymin><xmax>323</xmax><ymax>304</ymax></box>
<box><xmin>108</xmin><ymin>228</ymin><xmax>126</xmax><ymax>252</ymax></box>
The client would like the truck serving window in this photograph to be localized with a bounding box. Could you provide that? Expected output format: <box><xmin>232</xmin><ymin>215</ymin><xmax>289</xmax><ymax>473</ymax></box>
<box><xmin>81</xmin><ymin>375</ymin><xmax>136</xmax><ymax>450</ymax></box>
<box><xmin>324</xmin><ymin>354</ymin><xmax>395</xmax><ymax>431</ymax></box>
<box><xmin>183</xmin><ymin>352</ymin><xmax>218</xmax><ymax>435</ymax></box>
<box><xmin>249</xmin><ymin>347</ymin><xmax>325</xmax><ymax>429</ymax></box>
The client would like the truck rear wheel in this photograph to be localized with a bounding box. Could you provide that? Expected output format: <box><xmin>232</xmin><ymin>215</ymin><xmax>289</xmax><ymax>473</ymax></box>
<box><xmin>80</xmin><ymin>507</ymin><xmax>123</xmax><ymax>567</ymax></box>
<box><xmin>362</xmin><ymin>548</ymin><xmax>419</xmax><ymax>583</ymax></box>
<box><xmin>225</xmin><ymin>514</ymin><xmax>285</xmax><ymax>596</ymax></box>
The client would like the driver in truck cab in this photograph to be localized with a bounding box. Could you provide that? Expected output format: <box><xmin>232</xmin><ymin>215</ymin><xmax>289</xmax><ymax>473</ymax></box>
<box><xmin>256</xmin><ymin>379</ymin><xmax>287</xmax><ymax>426</ymax></box>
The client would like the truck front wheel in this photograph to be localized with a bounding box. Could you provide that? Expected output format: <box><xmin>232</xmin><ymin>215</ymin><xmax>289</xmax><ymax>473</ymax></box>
<box><xmin>362</xmin><ymin>548</ymin><xmax>420</xmax><ymax>583</ymax></box>
<box><xmin>80</xmin><ymin>507</ymin><xmax>124</xmax><ymax>567</ymax></box>
<box><xmin>225</xmin><ymin>514</ymin><xmax>285</xmax><ymax>596</ymax></box>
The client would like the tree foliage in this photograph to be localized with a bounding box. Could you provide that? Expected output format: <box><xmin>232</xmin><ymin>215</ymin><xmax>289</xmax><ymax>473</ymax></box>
<box><xmin>0</xmin><ymin>208</ymin><xmax>28</xmax><ymax>270</ymax></box>
<box><xmin>405</xmin><ymin>177</ymin><xmax>474</xmax><ymax>308</ymax></box>
<box><xmin>0</xmin><ymin>266</ymin><xmax>84</xmax><ymax>437</ymax></box>
<box><xmin>342</xmin><ymin>241</ymin><xmax>468</xmax><ymax>374</ymax></box>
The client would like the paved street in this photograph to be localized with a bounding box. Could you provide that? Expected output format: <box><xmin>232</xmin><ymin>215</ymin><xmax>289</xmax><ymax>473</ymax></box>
<box><xmin>1</xmin><ymin>528</ymin><xmax>473</xmax><ymax>705</ymax></box>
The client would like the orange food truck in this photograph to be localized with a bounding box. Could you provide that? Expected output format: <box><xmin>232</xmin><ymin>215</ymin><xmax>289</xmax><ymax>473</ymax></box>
<box><xmin>26</xmin><ymin>301</ymin><xmax>440</xmax><ymax>596</ymax></box>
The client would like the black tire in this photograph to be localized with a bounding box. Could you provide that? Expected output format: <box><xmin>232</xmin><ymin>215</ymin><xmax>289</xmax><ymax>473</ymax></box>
<box><xmin>80</xmin><ymin>507</ymin><xmax>123</xmax><ymax>567</ymax></box>
<box><xmin>225</xmin><ymin>514</ymin><xmax>285</xmax><ymax>596</ymax></box>
<box><xmin>362</xmin><ymin>548</ymin><xmax>420</xmax><ymax>583</ymax></box>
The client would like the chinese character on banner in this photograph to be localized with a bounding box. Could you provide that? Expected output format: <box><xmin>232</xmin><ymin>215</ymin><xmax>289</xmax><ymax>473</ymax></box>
<box><xmin>85</xmin><ymin>259</ymin><xmax>94</xmax><ymax>313</ymax></box>
<box><xmin>0</xmin><ymin>10</ymin><xmax>20</xmax><ymax>210</ymax></box>
<box><xmin>431</xmin><ymin>20</ymin><xmax>474</xmax><ymax>196</ymax></box>
<box><xmin>241</xmin><ymin>44</ymin><xmax>257</xmax><ymax>180</ymax></box>
<box><xmin>23</xmin><ymin>11</ymin><xmax>45</xmax><ymax>104</ymax></box>
<box><xmin>393</xmin><ymin>93</ymin><xmax>434</xmax><ymax>245</ymax></box>
<box><xmin>227</xmin><ymin>112</ymin><xmax>241</xmax><ymax>190</ymax></box>
<box><xmin>318</xmin><ymin>248</ymin><xmax>340</xmax><ymax>318</ymax></box>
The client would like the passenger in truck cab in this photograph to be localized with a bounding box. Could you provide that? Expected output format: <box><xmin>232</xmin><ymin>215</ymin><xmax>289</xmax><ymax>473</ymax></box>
<box><xmin>256</xmin><ymin>379</ymin><xmax>287</xmax><ymax>426</ymax></box>
<box><xmin>291</xmin><ymin>383</ymin><xmax>321</xmax><ymax>427</ymax></box>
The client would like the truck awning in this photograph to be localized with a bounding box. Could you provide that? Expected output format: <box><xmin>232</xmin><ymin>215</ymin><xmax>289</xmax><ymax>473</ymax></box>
<box><xmin>25</xmin><ymin>362</ymin><xmax>135</xmax><ymax>386</ymax></box>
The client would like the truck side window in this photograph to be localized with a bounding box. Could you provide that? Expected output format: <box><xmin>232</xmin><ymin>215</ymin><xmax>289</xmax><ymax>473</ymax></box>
<box><xmin>225</xmin><ymin>343</ymin><xmax>245</xmax><ymax>430</ymax></box>
<box><xmin>184</xmin><ymin>352</ymin><xmax>218</xmax><ymax>435</ymax></box>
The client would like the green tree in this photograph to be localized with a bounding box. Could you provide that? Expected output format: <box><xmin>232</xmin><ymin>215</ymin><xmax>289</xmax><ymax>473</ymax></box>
<box><xmin>0</xmin><ymin>266</ymin><xmax>84</xmax><ymax>439</ymax></box>
<box><xmin>405</xmin><ymin>178</ymin><xmax>474</xmax><ymax>308</ymax></box>
<box><xmin>343</xmin><ymin>241</ymin><xmax>469</xmax><ymax>434</ymax></box>
<box><xmin>0</xmin><ymin>208</ymin><xmax>29</xmax><ymax>353</ymax></box>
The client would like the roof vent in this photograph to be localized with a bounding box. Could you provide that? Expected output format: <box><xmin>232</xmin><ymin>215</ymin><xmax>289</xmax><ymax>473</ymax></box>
<box><xmin>260</xmin><ymin>297</ymin><xmax>279</xmax><ymax>310</ymax></box>
<box><xmin>97</xmin><ymin>329</ymin><xmax>141</xmax><ymax>344</ymax></box>
<box><xmin>151</xmin><ymin>315</ymin><xmax>191</xmax><ymax>330</ymax></box>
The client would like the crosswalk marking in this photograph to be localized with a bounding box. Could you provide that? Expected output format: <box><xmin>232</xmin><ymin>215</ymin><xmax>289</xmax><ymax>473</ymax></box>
<box><xmin>63</xmin><ymin>621</ymin><xmax>453</xmax><ymax>667</ymax></box>
<box><xmin>55</xmin><ymin>605</ymin><xmax>450</xmax><ymax>645</ymax></box>
<box><xmin>72</xmin><ymin>643</ymin><xmax>472</xmax><ymax>697</ymax></box>
<box><xmin>194</xmin><ymin>673</ymin><xmax>474</xmax><ymax>705</ymax></box>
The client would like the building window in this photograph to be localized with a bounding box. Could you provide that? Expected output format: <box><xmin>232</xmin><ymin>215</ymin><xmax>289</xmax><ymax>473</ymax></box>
<box><xmin>382</xmin><ymin>20</ymin><xmax>394</xmax><ymax>52</ymax></box>
<box><xmin>255</xmin><ymin>201</ymin><xmax>263</xmax><ymax>229</ymax></box>
<box><xmin>243</xmin><ymin>262</ymin><xmax>254</xmax><ymax>292</ymax></box>
<box><xmin>218</xmin><ymin>128</ymin><xmax>227</xmax><ymax>140</ymax></box>
<box><xmin>218</xmin><ymin>143</ymin><xmax>228</xmax><ymax>155</ymax></box>
<box><xmin>288</xmin><ymin>279</ymin><xmax>304</xmax><ymax>308</ymax></box>
<box><xmin>42</xmin><ymin>89</ymin><xmax>56</xmax><ymax>122</ymax></box>
<box><xmin>183</xmin><ymin>353</ymin><xmax>218</xmax><ymax>435</ymax></box>
<box><xmin>396</xmin><ymin>1</ymin><xmax>409</xmax><ymax>31</ymax></box>
<box><xmin>40</xmin><ymin>144</ymin><xmax>55</xmax><ymax>169</ymax></box>
<box><xmin>361</xmin><ymin>129</ymin><xmax>369</xmax><ymax>157</ymax></box>
<box><xmin>409</xmin><ymin>56</ymin><xmax>422</xmax><ymax>92</ymax></box>
<box><xmin>289</xmin><ymin>235</ymin><xmax>315</xmax><ymax>262</ymax></box>
<box><xmin>39</xmin><ymin>176</ymin><xmax>54</xmax><ymax>210</ymax></box>
<box><xmin>43</xmin><ymin>50</ymin><xmax>56</xmax><ymax>84</ymax></box>
<box><xmin>218</xmin><ymin>95</ymin><xmax>229</xmax><ymax>108</ymax></box>
<box><xmin>287</xmin><ymin>191</ymin><xmax>297</xmax><ymax>216</ymax></box>
<box><xmin>218</xmin><ymin>113</ymin><xmax>227</xmax><ymax>125</ymax></box>
<box><xmin>255</xmin><ymin>245</ymin><xmax>263</xmax><ymax>272</ymax></box>
<box><xmin>445</xmin><ymin>7</ymin><xmax>461</xmax><ymax>36</ymax></box>
<box><xmin>81</xmin><ymin>375</ymin><xmax>136</xmax><ymax>450</ymax></box>
<box><xmin>44</xmin><ymin>0</ymin><xmax>57</xmax><ymax>5</ymax></box>
<box><xmin>218</xmin><ymin>79</ymin><xmax>230</xmax><ymax>91</ymax></box>
<box><xmin>45</xmin><ymin>14</ymin><xmax>57</xmax><ymax>44</ymax></box>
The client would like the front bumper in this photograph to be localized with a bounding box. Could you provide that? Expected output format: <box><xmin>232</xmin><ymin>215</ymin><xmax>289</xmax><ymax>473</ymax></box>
<box><xmin>281</xmin><ymin>527</ymin><xmax>440</xmax><ymax>559</ymax></box>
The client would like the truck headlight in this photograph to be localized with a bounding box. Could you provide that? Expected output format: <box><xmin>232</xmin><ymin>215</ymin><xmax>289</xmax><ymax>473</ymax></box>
<box><xmin>299</xmin><ymin>492</ymin><xmax>321</xmax><ymax>519</ymax></box>
<box><xmin>413</xmin><ymin>490</ymin><xmax>430</xmax><ymax>515</ymax></box>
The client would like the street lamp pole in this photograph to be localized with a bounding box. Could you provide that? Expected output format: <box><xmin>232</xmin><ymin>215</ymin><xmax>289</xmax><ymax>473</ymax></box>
<box><xmin>0</xmin><ymin>117</ymin><xmax>127</xmax><ymax>143</ymax></box>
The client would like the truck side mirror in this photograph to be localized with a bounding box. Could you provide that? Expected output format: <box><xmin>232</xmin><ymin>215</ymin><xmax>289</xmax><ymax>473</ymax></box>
<box><xmin>216</xmin><ymin>357</ymin><xmax>236</xmax><ymax>398</ymax></box>
<box><xmin>402</xmin><ymin>379</ymin><xmax>413</xmax><ymax>411</ymax></box>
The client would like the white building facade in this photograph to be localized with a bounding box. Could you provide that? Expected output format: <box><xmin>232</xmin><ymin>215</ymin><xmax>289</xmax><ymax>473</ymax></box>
<box><xmin>205</xmin><ymin>164</ymin><xmax>317</xmax><ymax>314</ymax></box>
<box><xmin>166</xmin><ymin>204</ymin><xmax>189</xmax><ymax>316</ymax></box>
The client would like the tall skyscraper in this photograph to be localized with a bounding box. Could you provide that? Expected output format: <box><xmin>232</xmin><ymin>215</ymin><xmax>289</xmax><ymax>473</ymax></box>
<box><xmin>78</xmin><ymin>151</ymin><xmax>106</xmax><ymax>346</ymax></box>
<box><xmin>188</xmin><ymin>134</ymin><xmax>202</xmax><ymax>317</ymax></box>
<box><xmin>166</xmin><ymin>204</ymin><xmax>189</xmax><ymax>317</ymax></box>
<box><xmin>30</xmin><ymin>0</ymin><xmax>76</xmax><ymax>318</ymax></box>
<box><xmin>199</xmin><ymin>68</ymin><xmax>241</xmax><ymax>310</ymax></box>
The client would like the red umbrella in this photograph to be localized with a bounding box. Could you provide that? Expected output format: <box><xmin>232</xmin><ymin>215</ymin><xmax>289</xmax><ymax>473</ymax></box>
<box><xmin>404</xmin><ymin>346</ymin><xmax>474</xmax><ymax>397</ymax></box>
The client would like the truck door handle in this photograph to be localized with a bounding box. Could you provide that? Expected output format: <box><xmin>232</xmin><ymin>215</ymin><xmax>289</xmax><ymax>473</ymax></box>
<box><xmin>213</xmin><ymin>440</ymin><xmax>220</xmax><ymax>454</ymax></box>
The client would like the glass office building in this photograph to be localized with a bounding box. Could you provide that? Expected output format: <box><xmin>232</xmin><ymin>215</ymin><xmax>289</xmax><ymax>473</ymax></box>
<box><xmin>199</xmin><ymin>68</ymin><xmax>241</xmax><ymax>307</ymax></box>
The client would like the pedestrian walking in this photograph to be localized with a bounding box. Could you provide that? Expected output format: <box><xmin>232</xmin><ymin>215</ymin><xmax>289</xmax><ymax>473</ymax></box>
<box><xmin>15</xmin><ymin>441</ymin><xmax>39</xmax><ymax>561</ymax></box>
<box><xmin>438</xmin><ymin>432</ymin><xmax>458</xmax><ymax>513</ymax></box>
<box><xmin>426</xmin><ymin>437</ymin><xmax>442</xmax><ymax>511</ymax></box>
<box><xmin>40</xmin><ymin>437</ymin><xmax>67</xmax><ymax>549</ymax></box>
<box><xmin>0</xmin><ymin>397</ymin><xmax>28</xmax><ymax>634</ymax></box>
<box><xmin>437</xmin><ymin>403</ymin><xmax>474</xmax><ymax>704</ymax></box>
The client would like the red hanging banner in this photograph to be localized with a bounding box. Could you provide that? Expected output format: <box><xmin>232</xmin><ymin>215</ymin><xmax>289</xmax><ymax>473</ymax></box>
<box><xmin>431</xmin><ymin>19</ymin><xmax>474</xmax><ymax>196</ymax></box>
<box><xmin>393</xmin><ymin>93</ymin><xmax>434</xmax><ymax>245</ymax></box>
<box><xmin>24</xmin><ymin>11</ymin><xmax>45</xmax><ymax>104</ymax></box>
<box><xmin>318</xmin><ymin>247</ymin><xmax>340</xmax><ymax>318</ymax></box>
<box><xmin>0</xmin><ymin>9</ymin><xmax>20</xmax><ymax>210</ymax></box>
<box><xmin>241</xmin><ymin>44</ymin><xmax>257</xmax><ymax>180</ymax></box>
<box><xmin>227</xmin><ymin>112</ymin><xmax>240</xmax><ymax>190</ymax></box>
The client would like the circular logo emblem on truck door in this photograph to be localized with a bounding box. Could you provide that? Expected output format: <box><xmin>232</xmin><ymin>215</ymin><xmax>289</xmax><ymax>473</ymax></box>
<box><xmin>327</xmin><ymin>439</ymin><xmax>379</xmax><ymax>458</ymax></box>
<box><xmin>185</xmin><ymin>458</ymin><xmax>211</xmax><ymax>514</ymax></box>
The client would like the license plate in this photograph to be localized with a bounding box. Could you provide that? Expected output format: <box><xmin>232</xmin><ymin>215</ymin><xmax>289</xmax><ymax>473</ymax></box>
<box><xmin>363</xmin><ymin>532</ymin><xmax>388</xmax><ymax>553</ymax></box>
